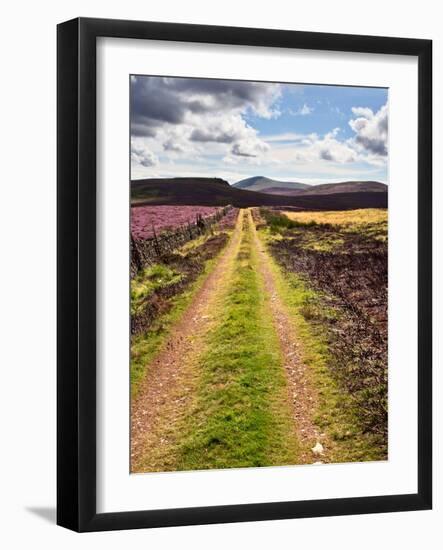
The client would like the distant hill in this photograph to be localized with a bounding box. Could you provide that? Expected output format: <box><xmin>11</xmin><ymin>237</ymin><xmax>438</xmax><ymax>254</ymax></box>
<box><xmin>232</xmin><ymin>176</ymin><xmax>310</xmax><ymax>193</ymax></box>
<box><xmin>233</xmin><ymin>177</ymin><xmax>386</xmax><ymax>197</ymax></box>
<box><xmin>131</xmin><ymin>177</ymin><xmax>298</xmax><ymax>208</ymax></box>
<box><xmin>262</xmin><ymin>182</ymin><xmax>387</xmax><ymax>196</ymax></box>
<box><xmin>296</xmin><ymin>180</ymin><xmax>387</xmax><ymax>196</ymax></box>
<box><xmin>131</xmin><ymin>177</ymin><xmax>387</xmax><ymax>210</ymax></box>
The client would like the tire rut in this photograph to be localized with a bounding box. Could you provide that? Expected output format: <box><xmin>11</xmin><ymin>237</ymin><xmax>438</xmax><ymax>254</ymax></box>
<box><xmin>131</xmin><ymin>210</ymin><xmax>244</xmax><ymax>472</ymax></box>
<box><xmin>248</xmin><ymin>209</ymin><xmax>328</xmax><ymax>463</ymax></box>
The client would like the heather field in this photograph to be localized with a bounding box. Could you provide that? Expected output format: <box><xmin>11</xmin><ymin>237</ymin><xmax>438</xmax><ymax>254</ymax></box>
<box><xmin>131</xmin><ymin>205</ymin><xmax>221</xmax><ymax>240</ymax></box>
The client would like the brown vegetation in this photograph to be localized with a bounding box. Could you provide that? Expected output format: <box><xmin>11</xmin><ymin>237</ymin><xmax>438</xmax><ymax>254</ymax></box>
<box><xmin>266</xmin><ymin>211</ymin><xmax>388</xmax><ymax>442</ymax></box>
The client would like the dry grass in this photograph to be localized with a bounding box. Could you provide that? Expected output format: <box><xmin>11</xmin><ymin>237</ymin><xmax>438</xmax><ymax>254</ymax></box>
<box><xmin>283</xmin><ymin>208</ymin><xmax>387</xmax><ymax>227</ymax></box>
<box><xmin>283</xmin><ymin>208</ymin><xmax>387</xmax><ymax>242</ymax></box>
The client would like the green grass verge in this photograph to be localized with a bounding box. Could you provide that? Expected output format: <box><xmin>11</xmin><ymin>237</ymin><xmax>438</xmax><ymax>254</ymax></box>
<box><xmin>131</xmin><ymin>251</ymin><xmax>224</xmax><ymax>399</ymax></box>
<box><xmin>131</xmin><ymin>264</ymin><xmax>183</xmax><ymax>316</ymax></box>
<box><xmin>259</xmin><ymin>230</ymin><xmax>387</xmax><ymax>463</ymax></box>
<box><xmin>174</xmin><ymin>213</ymin><xmax>299</xmax><ymax>471</ymax></box>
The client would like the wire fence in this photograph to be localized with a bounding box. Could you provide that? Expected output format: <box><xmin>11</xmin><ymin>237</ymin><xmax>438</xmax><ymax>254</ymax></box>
<box><xmin>130</xmin><ymin>205</ymin><xmax>233</xmax><ymax>278</ymax></box>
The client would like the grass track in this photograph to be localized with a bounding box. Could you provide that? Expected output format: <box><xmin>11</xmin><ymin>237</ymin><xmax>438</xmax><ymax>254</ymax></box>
<box><xmin>174</xmin><ymin>211</ymin><xmax>299</xmax><ymax>470</ymax></box>
<box><xmin>133</xmin><ymin>208</ymin><xmax>387</xmax><ymax>472</ymax></box>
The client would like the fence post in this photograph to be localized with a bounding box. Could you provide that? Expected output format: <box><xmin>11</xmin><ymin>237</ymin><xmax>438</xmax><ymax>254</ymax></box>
<box><xmin>131</xmin><ymin>233</ymin><xmax>143</xmax><ymax>274</ymax></box>
<box><xmin>152</xmin><ymin>225</ymin><xmax>161</xmax><ymax>257</ymax></box>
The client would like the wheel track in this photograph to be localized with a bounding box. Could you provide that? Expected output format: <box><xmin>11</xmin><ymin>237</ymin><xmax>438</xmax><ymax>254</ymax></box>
<box><xmin>248</xmin><ymin>209</ymin><xmax>328</xmax><ymax>463</ymax></box>
<box><xmin>131</xmin><ymin>210</ymin><xmax>244</xmax><ymax>471</ymax></box>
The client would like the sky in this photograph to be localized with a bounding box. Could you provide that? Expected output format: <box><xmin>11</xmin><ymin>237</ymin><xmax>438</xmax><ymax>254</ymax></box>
<box><xmin>130</xmin><ymin>75</ymin><xmax>388</xmax><ymax>185</ymax></box>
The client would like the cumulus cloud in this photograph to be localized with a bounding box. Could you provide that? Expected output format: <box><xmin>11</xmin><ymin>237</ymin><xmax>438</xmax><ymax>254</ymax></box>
<box><xmin>130</xmin><ymin>76</ymin><xmax>388</xmax><ymax>180</ymax></box>
<box><xmin>292</xmin><ymin>128</ymin><xmax>357</xmax><ymax>164</ymax></box>
<box><xmin>163</xmin><ymin>138</ymin><xmax>188</xmax><ymax>153</ymax></box>
<box><xmin>130</xmin><ymin>76</ymin><xmax>279</xmax><ymax>166</ymax></box>
<box><xmin>286</xmin><ymin>104</ymin><xmax>388</xmax><ymax>167</ymax></box>
<box><xmin>351</xmin><ymin>106</ymin><xmax>373</xmax><ymax>118</ymax></box>
<box><xmin>131</xmin><ymin>141</ymin><xmax>158</xmax><ymax>167</ymax></box>
<box><xmin>231</xmin><ymin>139</ymin><xmax>269</xmax><ymax>158</ymax></box>
<box><xmin>131</xmin><ymin>76</ymin><xmax>281</xmax><ymax>138</ymax></box>
<box><xmin>349</xmin><ymin>103</ymin><xmax>388</xmax><ymax>157</ymax></box>
<box><xmin>189</xmin><ymin>115</ymin><xmax>255</xmax><ymax>144</ymax></box>
<box><xmin>131</xmin><ymin>123</ymin><xmax>157</xmax><ymax>138</ymax></box>
<box><xmin>168</xmin><ymin>77</ymin><xmax>281</xmax><ymax>119</ymax></box>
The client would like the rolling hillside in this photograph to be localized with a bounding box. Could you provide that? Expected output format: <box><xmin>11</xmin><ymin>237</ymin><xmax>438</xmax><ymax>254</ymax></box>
<box><xmin>131</xmin><ymin>177</ymin><xmax>283</xmax><ymax>207</ymax></box>
<box><xmin>131</xmin><ymin>177</ymin><xmax>387</xmax><ymax>210</ymax></box>
<box><xmin>295</xmin><ymin>180</ymin><xmax>387</xmax><ymax>196</ymax></box>
<box><xmin>251</xmin><ymin>180</ymin><xmax>387</xmax><ymax>196</ymax></box>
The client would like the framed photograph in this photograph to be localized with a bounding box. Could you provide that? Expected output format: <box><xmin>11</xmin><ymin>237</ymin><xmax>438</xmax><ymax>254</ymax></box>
<box><xmin>57</xmin><ymin>17</ymin><xmax>432</xmax><ymax>532</ymax></box>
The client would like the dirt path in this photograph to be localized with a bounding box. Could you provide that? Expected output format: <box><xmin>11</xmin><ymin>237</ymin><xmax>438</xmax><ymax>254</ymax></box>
<box><xmin>248</xmin><ymin>210</ymin><xmax>327</xmax><ymax>462</ymax></box>
<box><xmin>132</xmin><ymin>208</ymin><xmax>327</xmax><ymax>471</ymax></box>
<box><xmin>131</xmin><ymin>210</ymin><xmax>244</xmax><ymax>471</ymax></box>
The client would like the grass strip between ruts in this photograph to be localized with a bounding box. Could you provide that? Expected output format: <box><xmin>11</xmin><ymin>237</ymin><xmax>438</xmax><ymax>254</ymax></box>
<box><xmin>174</xmin><ymin>211</ymin><xmax>299</xmax><ymax>471</ymax></box>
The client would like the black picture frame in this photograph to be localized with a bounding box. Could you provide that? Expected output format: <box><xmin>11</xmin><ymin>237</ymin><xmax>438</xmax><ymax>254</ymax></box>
<box><xmin>57</xmin><ymin>17</ymin><xmax>432</xmax><ymax>532</ymax></box>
